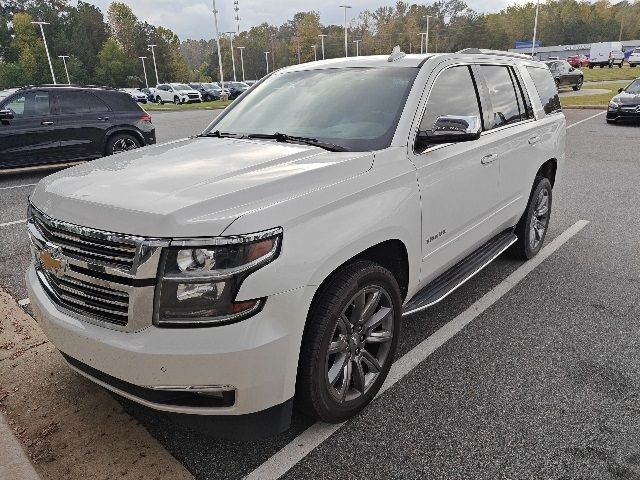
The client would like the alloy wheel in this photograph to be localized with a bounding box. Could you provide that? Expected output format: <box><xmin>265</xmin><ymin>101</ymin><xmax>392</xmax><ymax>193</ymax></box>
<box><xmin>112</xmin><ymin>138</ymin><xmax>139</xmax><ymax>154</ymax></box>
<box><xmin>325</xmin><ymin>286</ymin><xmax>394</xmax><ymax>403</ymax></box>
<box><xmin>529</xmin><ymin>188</ymin><xmax>550</xmax><ymax>250</ymax></box>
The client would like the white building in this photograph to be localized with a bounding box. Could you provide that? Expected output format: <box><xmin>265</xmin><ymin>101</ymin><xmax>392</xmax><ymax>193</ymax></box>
<box><xmin>509</xmin><ymin>40</ymin><xmax>640</xmax><ymax>61</ymax></box>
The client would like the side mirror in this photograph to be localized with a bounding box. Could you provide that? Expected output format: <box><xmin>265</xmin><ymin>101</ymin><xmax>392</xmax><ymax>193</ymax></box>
<box><xmin>569</xmin><ymin>67</ymin><xmax>575</xmax><ymax>72</ymax></box>
<box><xmin>618</xmin><ymin>88</ymin><xmax>624</xmax><ymax>93</ymax></box>
<box><xmin>416</xmin><ymin>115</ymin><xmax>481</xmax><ymax>148</ymax></box>
<box><xmin>0</xmin><ymin>109</ymin><xmax>14</xmax><ymax>121</ymax></box>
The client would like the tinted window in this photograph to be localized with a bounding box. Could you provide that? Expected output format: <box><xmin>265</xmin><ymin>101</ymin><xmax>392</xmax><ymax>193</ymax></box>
<box><xmin>419</xmin><ymin>66</ymin><xmax>481</xmax><ymax>135</ymax></box>
<box><xmin>58</xmin><ymin>91</ymin><xmax>109</xmax><ymax>114</ymax></box>
<box><xmin>510</xmin><ymin>68</ymin><xmax>533</xmax><ymax>120</ymax></box>
<box><xmin>479</xmin><ymin>65</ymin><xmax>522</xmax><ymax>130</ymax></box>
<box><xmin>527</xmin><ymin>67</ymin><xmax>562</xmax><ymax>115</ymax></box>
<box><xmin>3</xmin><ymin>91</ymin><xmax>50</xmax><ymax>117</ymax></box>
<box><xmin>94</xmin><ymin>90</ymin><xmax>140</xmax><ymax>112</ymax></box>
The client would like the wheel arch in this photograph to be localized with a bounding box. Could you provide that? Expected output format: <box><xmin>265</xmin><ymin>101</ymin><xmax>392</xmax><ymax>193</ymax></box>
<box><xmin>103</xmin><ymin>128</ymin><xmax>145</xmax><ymax>155</ymax></box>
<box><xmin>536</xmin><ymin>158</ymin><xmax>557</xmax><ymax>187</ymax></box>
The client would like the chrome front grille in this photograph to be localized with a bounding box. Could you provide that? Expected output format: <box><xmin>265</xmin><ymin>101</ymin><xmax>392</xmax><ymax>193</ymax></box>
<box><xmin>28</xmin><ymin>205</ymin><xmax>168</xmax><ymax>332</ymax></box>
<box><xmin>31</xmin><ymin>208</ymin><xmax>138</xmax><ymax>272</ymax></box>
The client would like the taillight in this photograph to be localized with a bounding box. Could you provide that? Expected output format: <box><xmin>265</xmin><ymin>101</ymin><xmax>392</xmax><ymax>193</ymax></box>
<box><xmin>141</xmin><ymin>112</ymin><xmax>152</xmax><ymax>123</ymax></box>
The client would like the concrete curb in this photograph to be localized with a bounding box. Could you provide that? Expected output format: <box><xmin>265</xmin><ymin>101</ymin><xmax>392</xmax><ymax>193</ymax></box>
<box><xmin>0</xmin><ymin>413</ymin><xmax>39</xmax><ymax>480</ymax></box>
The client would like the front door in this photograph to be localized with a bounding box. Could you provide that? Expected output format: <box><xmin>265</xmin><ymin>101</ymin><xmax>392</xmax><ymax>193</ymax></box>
<box><xmin>408</xmin><ymin>64</ymin><xmax>501</xmax><ymax>284</ymax></box>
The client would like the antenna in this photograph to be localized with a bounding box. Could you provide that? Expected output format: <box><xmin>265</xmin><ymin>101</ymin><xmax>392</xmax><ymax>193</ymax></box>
<box><xmin>388</xmin><ymin>45</ymin><xmax>406</xmax><ymax>62</ymax></box>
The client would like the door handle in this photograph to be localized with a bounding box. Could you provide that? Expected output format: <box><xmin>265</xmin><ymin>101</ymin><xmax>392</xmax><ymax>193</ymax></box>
<box><xmin>528</xmin><ymin>135</ymin><xmax>541</xmax><ymax>145</ymax></box>
<box><xmin>481</xmin><ymin>153</ymin><xmax>498</xmax><ymax>165</ymax></box>
<box><xmin>97</xmin><ymin>117</ymin><xmax>109</xmax><ymax>121</ymax></box>
<box><xmin>41</xmin><ymin>121</ymin><xmax>54</xmax><ymax>126</ymax></box>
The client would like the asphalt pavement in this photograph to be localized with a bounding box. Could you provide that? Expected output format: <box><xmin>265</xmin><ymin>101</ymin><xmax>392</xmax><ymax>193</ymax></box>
<box><xmin>1</xmin><ymin>109</ymin><xmax>639</xmax><ymax>480</ymax></box>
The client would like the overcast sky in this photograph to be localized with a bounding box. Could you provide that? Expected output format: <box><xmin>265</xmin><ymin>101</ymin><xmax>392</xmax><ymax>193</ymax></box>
<box><xmin>75</xmin><ymin>0</ymin><xmax>530</xmax><ymax>41</ymax></box>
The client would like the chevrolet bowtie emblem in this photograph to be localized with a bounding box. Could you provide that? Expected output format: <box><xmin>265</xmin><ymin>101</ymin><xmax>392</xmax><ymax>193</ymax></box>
<box><xmin>39</xmin><ymin>245</ymin><xmax>67</xmax><ymax>277</ymax></box>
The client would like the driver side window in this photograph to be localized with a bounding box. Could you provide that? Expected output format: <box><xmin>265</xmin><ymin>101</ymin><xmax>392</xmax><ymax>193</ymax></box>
<box><xmin>5</xmin><ymin>91</ymin><xmax>51</xmax><ymax>118</ymax></box>
<box><xmin>419</xmin><ymin>66</ymin><xmax>482</xmax><ymax>138</ymax></box>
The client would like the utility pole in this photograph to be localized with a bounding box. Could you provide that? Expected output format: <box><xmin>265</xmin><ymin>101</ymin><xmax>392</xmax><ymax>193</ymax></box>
<box><xmin>339</xmin><ymin>5</ymin><xmax>352</xmax><ymax>57</ymax></box>
<box><xmin>237</xmin><ymin>46</ymin><xmax>246</xmax><ymax>82</ymax></box>
<box><xmin>226</xmin><ymin>32</ymin><xmax>237</xmax><ymax>81</ymax></box>
<box><xmin>353</xmin><ymin>39</ymin><xmax>361</xmax><ymax>56</ymax></box>
<box><xmin>148</xmin><ymin>44</ymin><xmax>159</xmax><ymax>85</ymax></box>
<box><xmin>264</xmin><ymin>51</ymin><xmax>270</xmax><ymax>75</ymax></box>
<box><xmin>312</xmin><ymin>44</ymin><xmax>317</xmax><ymax>61</ymax></box>
<box><xmin>319</xmin><ymin>34</ymin><xmax>327</xmax><ymax>59</ymax></box>
<box><xmin>619</xmin><ymin>18</ymin><xmax>624</xmax><ymax>42</ymax></box>
<box><xmin>531</xmin><ymin>0</ymin><xmax>540</xmax><ymax>58</ymax></box>
<box><xmin>139</xmin><ymin>56</ymin><xmax>148</xmax><ymax>88</ymax></box>
<box><xmin>58</xmin><ymin>55</ymin><xmax>70</xmax><ymax>84</ymax></box>
<box><xmin>31</xmin><ymin>21</ymin><xmax>56</xmax><ymax>84</ymax></box>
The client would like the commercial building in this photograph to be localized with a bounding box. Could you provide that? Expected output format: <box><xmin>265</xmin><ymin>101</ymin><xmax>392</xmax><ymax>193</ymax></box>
<box><xmin>510</xmin><ymin>40</ymin><xmax>640</xmax><ymax>61</ymax></box>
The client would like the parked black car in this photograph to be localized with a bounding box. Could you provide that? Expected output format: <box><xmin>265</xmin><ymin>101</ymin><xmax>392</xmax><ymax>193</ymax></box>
<box><xmin>0</xmin><ymin>85</ymin><xmax>155</xmax><ymax>169</ymax></box>
<box><xmin>544</xmin><ymin>60</ymin><xmax>584</xmax><ymax>91</ymax></box>
<box><xmin>227</xmin><ymin>81</ymin><xmax>250</xmax><ymax>99</ymax></box>
<box><xmin>189</xmin><ymin>82</ymin><xmax>225</xmax><ymax>101</ymax></box>
<box><xmin>606</xmin><ymin>78</ymin><xmax>640</xmax><ymax>123</ymax></box>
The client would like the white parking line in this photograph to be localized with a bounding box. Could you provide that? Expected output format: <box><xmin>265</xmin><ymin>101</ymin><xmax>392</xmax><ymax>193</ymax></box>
<box><xmin>244</xmin><ymin>219</ymin><xmax>590</xmax><ymax>480</ymax></box>
<box><xmin>567</xmin><ymin>111</ymin><xmax>605</xmax><ymax>129</ymax></box>
<box><xmin>0</xmin><ymin>183</ymin><xmax>37</xmax><ymax>191</ymax></box>
<box><xmin>17</xmin><ymin>298</ymin><xmax>30</xmax><ymax>307</ymax></box>
<box><xmin>0</xmin><ymin>219</ymin><xmax>26</xmax><ymax>228</ymax></box>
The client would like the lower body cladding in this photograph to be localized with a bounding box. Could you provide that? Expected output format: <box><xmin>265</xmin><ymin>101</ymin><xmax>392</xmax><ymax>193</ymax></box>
<box><xmin>26</xmin><ymin>266</ymin><xmax>315</xmax><ymax>440</ymax></box>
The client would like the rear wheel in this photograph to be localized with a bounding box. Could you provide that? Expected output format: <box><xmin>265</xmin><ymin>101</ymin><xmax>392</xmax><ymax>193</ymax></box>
<box><xmin>572</xmin><ymin>77</ymin><xmax>583</xmax><ymax>91</ymax></box>
<box><xmin>296</xmin><ymin>261</ymin><xmax>402</xmax><ymax>423</ymax></box>
<box><xmin>155</xmin><ymin>96</ymin><xmax>163</xmax><ymax>104</ymax></box>
<box><xmin>106</xmin><ymin>133</ymin><xmax>141</xmax><ymax>155</ymax></box>
<box><xmin>510</xmin><ymin>176</ymin><xmax>552</xmax><ymax>260</ymax></box>
<box><xmin>555</xmin><ymin>78</ymin><xmax>561</xmax><ymax>90</ymax></box>
<box><xmin>173</xmin><ymin>96</ymin><xmax>180</xmax><ymax>105</ymax></box>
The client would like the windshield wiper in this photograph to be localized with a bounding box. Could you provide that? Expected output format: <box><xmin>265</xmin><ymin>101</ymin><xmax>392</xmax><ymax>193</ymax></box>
<box><xmin>200</xmin><ymin>130</ymin><xmax>245</xmax><ymax>138</ymax></box>
<box><xmin>247</xmin><ymin>132</ymin><xmax>347</xmax><ymax>152</ymax></box>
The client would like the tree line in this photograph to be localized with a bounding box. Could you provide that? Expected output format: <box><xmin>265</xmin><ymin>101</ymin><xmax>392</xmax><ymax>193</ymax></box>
<box><xmin>2</xmin><ymin>0</ymin><xmax>640</xmax><ymax>89</ymax></box>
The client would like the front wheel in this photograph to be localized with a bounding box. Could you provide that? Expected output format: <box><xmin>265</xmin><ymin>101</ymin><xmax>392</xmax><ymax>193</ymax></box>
<box><xmin>510</xmin><ymin>176</ymin><xmax>552</xmax><ymax>260</ymax></box>
<box><xmin>296</xmin><ymin>261</ymin><xmax>402</xmax><ymax>423</ymax></box>
<box><xmin>573</xmin><ymin>77</ymin><xmax>583</xmax><ymax>91</ymax></box>
<box><xmin>173</xmin><ymin>96</ymin><xmax>180</xmax><ymax>105</ymax></box>
<box><xmin>106</xmin><ymin>133</ymin><xmax>141</xmax><ymax>156</ymax></box>
<box><xmin>155</xmin><ymin>96</ymin><xmax>164</xmax><ymax>105</ymax></box>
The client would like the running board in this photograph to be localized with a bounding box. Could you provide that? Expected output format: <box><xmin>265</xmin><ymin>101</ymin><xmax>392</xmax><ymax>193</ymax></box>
<box><xmin>402</xmin><ymin>231</ymin><xmax>517</xmax><ymax>316</ymax></box>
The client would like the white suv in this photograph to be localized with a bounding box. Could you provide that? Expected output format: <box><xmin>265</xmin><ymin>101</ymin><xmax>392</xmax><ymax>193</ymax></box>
<box><xmin>629</xmin><ymin>47</ymin><xmax>640</xmax><ymax>68</ymax></box>
<box><xmin>154</xmin><ymin>83</ymin><xmax>202</xmax><ymax>104</ymax></box>
<box><xmin>26</xmin><ymin>49</ymin><xmax>565</xmax><ymax>439</ymax></box>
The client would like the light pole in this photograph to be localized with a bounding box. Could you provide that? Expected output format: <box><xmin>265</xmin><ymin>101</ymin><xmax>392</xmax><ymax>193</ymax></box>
<box><xmin>212</xmin><ymin>0</ymin><xmax>225</xmax><ymax>90</ymax></box>
<box><xmin>58</xmin><ymin>55</ymin><xmax>70</xmax><ymax>84</ymax></box>
<box><xmin>226</xmin><ymin>32</ymin><xmax>237</xmax><ymax>81</ymax></box>
<box><xmin>139</xmin><ymin>56</ymin><xmax>149</xmax><ymax>88</ymax></box>
<box><xmin>264</xmin><ymin>51</ymin><xmax>270</xmax><ymax>75</ymax></box>
<box><xmin>339</xmin><ymin>5</ymin><xmax>352</xmax><ymax>57</ymax></box>
<box><xmin>319</xmin><ymin>34</ymin><xmax>327</xmax><ymax>60</ymax></box>
<box><xmin>312</xmin><ymin>44</ymin><xmax>317</xmax><ymax>61</ymax></box>
<box><xmin>424</xmin><ymin>15</ymin><xmax>432</xmax><ymax>54</ymax></box>
<box><xmin>31</xmin><ymin>21</ymin><xmax>56</xmax><ymax>84</ymax></box>
<box><xmin>237</xmin><ymin>46</ymin><xmax>246</xmax><ymax>82</ymax></box>
<box><xmin>148</xmin><ymin>44</ymin><xmax>159</xmax><ymax>85</ymax></box>
<box><xmin>353</xmin><ymin>39</ymin><xmax>361</xmax><ymax>56</ymax></box>
<box><xmin>531</xmin><ymin>0</ymin><xmax>540</xmax><ymax>58</ymax></box>
<box><xmin>233</xmin><ymin>0</ymin><xmax>240</xmax><ymax>33</ymax></box>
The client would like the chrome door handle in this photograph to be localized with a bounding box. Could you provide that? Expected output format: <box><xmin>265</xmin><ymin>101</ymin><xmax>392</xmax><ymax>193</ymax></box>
<box><xmin>528</xmin><ymin>135</ymin><xmax>541</xmax><ymax>145</ymax></box>
<box><xmin>97</xmin><ymin>117</ymin><xmax>109</xmax><ymax>121</ymax></box>
<box><xmin>481</xmin><ymin>153</ymin><xmax>498</xmax><ymax>165</ymax></box>
<box><xmin>41</xmin><ymin>121</ymin><xmax>54</xmax><ymax>126</ymax></box>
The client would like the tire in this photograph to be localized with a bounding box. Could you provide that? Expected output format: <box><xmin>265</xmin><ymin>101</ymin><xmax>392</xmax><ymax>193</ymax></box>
<box><xmin>631</xmin><ymin>64</ymin><xmax>637</xmax><ymax>68</ymax></box>
<box><xmin>554</xmin><ymin>78</ymin><xmax>560</xmax><ymax>90</ymax></box>
<box><xmin>173</xmin><ymin>96</ymin><xmax>180</xmax><ymax>105</ymax></box>
<box><xmin>106</xmin><ymin>133</ymin><xmax>141</xmax><ymax>156</ymax></box>
<box><xmin>572</xmin><ymin>77</ymin><xmax>583</xmax><ymax>91</ymax></box>
<box><xmin>296</xmin><ymin>261</ymin><xmax>402</xmax><ymax>423</ymax></box>
<box><xmin>510</xmin><ymin>176</ymin><xmax>552</xmax><ymax>260</ymax></box>
<box><xmin>155</xmin><ymin>96</ymin><xmax>163</xmax><ymax>105</ymax></box>
<box><xmin>600</xmin><ymin>64</ymin><xmax>605</xmax><ymax>69</ymax></box>
<box><xmin>589</xmin><ymin>64</ymin><xmax>594</xmax><ymax>69</ymax></box>
<box><xmin>203</xmin><ymin>94</ymin><xmax>211</xmax><ymax>102</ymax></box>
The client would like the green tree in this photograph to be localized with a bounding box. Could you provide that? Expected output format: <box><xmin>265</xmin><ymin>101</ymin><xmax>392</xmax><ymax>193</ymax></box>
<box><xmin>95</xmin><ymin>38</ymin><xmax>134</xmax><ymax>86</ymax></box>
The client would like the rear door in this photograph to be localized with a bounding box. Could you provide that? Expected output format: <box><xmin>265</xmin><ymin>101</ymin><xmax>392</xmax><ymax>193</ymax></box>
<box><xmin>0</xmin><ymin>90</ymin><xmax>59</xmax><ymax>167</ymax></box>
<box><xmin>53</xmin><ymin>90</ymin><xmax>112</xmax><ymax>161</ymax></box>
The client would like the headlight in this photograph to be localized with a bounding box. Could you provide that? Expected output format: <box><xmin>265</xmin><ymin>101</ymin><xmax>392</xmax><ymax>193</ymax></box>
<box><xmin>609</xmin><ymin>100</ymin><xmax>620</xmax><ymax>109</ymax></box>
<box><xmin>154</xmin><ymin>228</ymin><xmax>282</xmax><ymax>327</ymax></box>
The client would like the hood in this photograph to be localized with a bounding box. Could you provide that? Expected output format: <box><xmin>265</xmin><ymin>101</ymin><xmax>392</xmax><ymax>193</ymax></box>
<box><xmin>30</xmin><ymin>137</ymin><xmax>374</xmax><ymax>238</ymax></box>
<box><xmin>613</xmin><ymin>90</ymin><xmax>640</xmax><ymax>105</ymax></box>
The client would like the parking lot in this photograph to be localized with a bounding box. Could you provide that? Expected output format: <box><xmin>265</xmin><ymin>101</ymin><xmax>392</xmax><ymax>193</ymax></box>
<box><xmin>1</xmin><ymin>109</ymin><xmax>639</xmax><ymax>479</ymax></box>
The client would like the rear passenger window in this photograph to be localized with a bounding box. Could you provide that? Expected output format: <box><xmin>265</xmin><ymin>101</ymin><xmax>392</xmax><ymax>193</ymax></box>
<box><xmin>527</xmin><ymin>67</ymin><xmax>562</xmax><ymax>115</ymax></box>
<box><xmin>58</xmin><ymin>91</ymin><xmax>109</xmax><ymax>114</ymax></box>
<box><xmin>419</xmin><ymin>65</ymin><xmax>481</xmax><ymax>138</ymax></box>
<box><xmin>4</xmin><ymin>91</ymin><xmax>50</xmax><ymax>117</ymax></box>
<box><xmin>479</xmin><ymin>65</ymin><xmax>521</xmax><ymax>130</ymax></box>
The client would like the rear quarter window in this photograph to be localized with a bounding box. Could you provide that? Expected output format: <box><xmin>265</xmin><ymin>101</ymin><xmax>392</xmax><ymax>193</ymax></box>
<box><xmin>95</xmin><ymin>90</ymin><xmax>142</xmax><ymax>112</ymax></box>
<box><xmin>526</xmin><ymin>67</ymin><xmax>562</xmax><ymax>116</ymax></box>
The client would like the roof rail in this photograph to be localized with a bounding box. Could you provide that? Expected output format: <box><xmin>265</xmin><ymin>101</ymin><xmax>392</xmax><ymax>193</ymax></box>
<box><xmin>457</xmin><ymin>48</ymin><xmax>534</xmax><ymax>61</ymax></box>
<box><xmin>16</xmin><ymin>84</ymin><xmax>120</xmax><ymax>91</ymax></box>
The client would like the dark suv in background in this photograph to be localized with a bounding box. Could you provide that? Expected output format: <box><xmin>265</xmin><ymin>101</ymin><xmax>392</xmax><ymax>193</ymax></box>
<box><xmin>0</xmin><ymin>85</ymin><xmax>155</xmax><ymax>169</ymax></box>
<box><xmin>544</xmin><ymin>60</ymin><xmax>584</xmax><ymax>91</ymax></box>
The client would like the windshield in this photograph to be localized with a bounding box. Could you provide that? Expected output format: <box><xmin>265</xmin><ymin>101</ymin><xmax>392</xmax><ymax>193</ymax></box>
<box><xmin>202</xmin><ymin>83</ymin><xmax>216</xmax><ymax>89</ymax></box>
<box><xmin>624</xmin><ymin>79</ymin><xmax>640</xmax><ymax>94</ymax></box>
<box><xmin>173</xmin><ymin>84</ymin><xmax>192</xmax><ymax>90</ymax></box>
<box><xmin>208</xmin><ymin>67</ymin><xmax>418</xmax><ymax>151</ymax></box>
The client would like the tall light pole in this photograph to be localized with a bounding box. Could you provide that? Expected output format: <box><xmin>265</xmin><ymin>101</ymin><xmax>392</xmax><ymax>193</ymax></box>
<box><xmin>31</xmin><ymin>21</ymin><xmax>56</xmax><ymax>84</ymax></box>
<box><xmin>424</xmin><ymin>15</ymin><xmax>432</xmax><ymax>54</ymax></box>
<box><xmin>339</xmin><ymin>5</ymin><xmax>352</xmax><ymax>57</ymax></box>
<box><xmin>233</xmin><ymin>0</ymin><xmax>240</xmax><ymax>33</ymax></box>
<box><xmin>58</xmin><ymin>55</ymin><xmax>70</xmax><ymax>84</ymax></box>
<box><xmin>312</xmin><ymin>45</ymin><xmax>317</xmax><ymax>61</ymax></box>
<box><xmin>148</xmin><ymin>44</ymin><xmax>159</xmax><ymax>85</ymax></box>
<box><xmin>226</xmin><ymin>32</ymin><xmax>237</xmax><ymax>81</ymax></box>
<box><xmin>353</xmin><ymin>39</ymin><xmax>361</xmax><ymax>56</ymax></box>
<box><xmin>212</xmin><ymin>0</ymin><xmax>225</xmax><ymax>91</ymax></box>
<box><xmin>264</xmin><ymin>51</ymin><xmax>270</xmax><ymax>75</ymax></box>
<box><xmin>531</xmin><ymin>0</ymin><xmax>540</xmax><ymax>58</ymax></box>
<box><xmin>319</xmin><ymin>34</ymin><xmax>327</xmax><ymax>60</ymax></box>
<box><xmin>237</xmin><ymin>46</ymin><xmax>246</xmax><ymax>82</ymax></box>
<box><xmin>139</xmin><ymin>56</ymin><xmax>149</xmax><ymax>88</ymax></box>
<box><xmin>296</xmin><ymin>37</ymin><xmax>301</xmax><ymax>64</ymax></box>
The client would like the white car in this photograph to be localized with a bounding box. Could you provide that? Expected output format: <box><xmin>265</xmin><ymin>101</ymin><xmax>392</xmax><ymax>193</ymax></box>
<box><xmin>628</xmin><ymin>47</ymin><xmax>640</xmax><ymax>68</ymax></box>
<box><xmin>119</xmin><ymin>88</ymin><xmax>148</xmax><ymax>104</ymax></box>
<box><xmin>154</xmin><ymin>83</ymin><xmax>201</xmax><ymax>104</ymax></box>
<box><xmin>589</xmin><ymin>41</ymin><xmax>625</xmax><ymax>68</ymax></box>
<box><xmin>26</xmin><ymin>49</ymin><xmax>565</xmax><ymax>439</ymax></box>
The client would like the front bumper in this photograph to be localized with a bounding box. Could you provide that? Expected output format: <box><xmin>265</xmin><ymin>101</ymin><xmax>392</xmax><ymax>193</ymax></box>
<box><xmin>27</xmin><ymin>266</ymin><xmax>313</xmax><ymax>420</ymax></box>
<box><xmin>607</xmin><ymin>105</ymin><xmax>640</xmax><ymax>122</ymax></box>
